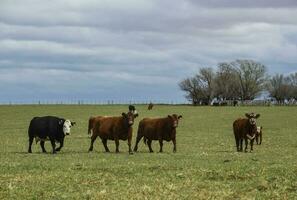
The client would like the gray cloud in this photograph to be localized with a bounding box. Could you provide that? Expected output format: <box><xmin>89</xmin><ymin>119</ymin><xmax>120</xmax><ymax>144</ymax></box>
<box><xmin>0</xmin><ymin>0</ymin><xmax>297</xmax><ymax>103</ymax></box>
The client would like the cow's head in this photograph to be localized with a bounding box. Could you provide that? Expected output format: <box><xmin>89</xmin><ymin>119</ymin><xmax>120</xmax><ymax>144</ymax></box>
<box><xmin>60</xmin><ymin>119</ymin><xmax>76</xmax><ymax>135</ymax></box>
<box><xmin>168</xmin><ymin>114</ymin><xmax>182</xmax><ymax>128</ymax></box>
<box><xmin>122</xmin><ymin>111</ymin><xmax>138</xmax><ymax>126</ymax></box>
<box><xmin>245</xmin><ymin>113</ymin><xmax>260</xmax><ymax>126</ymax></box>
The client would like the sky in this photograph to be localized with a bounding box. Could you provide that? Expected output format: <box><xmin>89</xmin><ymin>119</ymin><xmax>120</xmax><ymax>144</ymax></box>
<box><xmin>1</xmin><ymin>0</ymin><xmax>297</xmax><ymax>103</ymax></box>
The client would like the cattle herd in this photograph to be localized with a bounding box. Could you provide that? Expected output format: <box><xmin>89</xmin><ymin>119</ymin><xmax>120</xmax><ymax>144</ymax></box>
<box><xmin>27</xmin><ymin>105</ymin><xmax>263</xmax><ymax>154</ymax></box>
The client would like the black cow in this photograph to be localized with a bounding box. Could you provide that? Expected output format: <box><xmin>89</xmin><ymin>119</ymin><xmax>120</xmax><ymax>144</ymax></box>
<box><xmin>129</xmin><ymin>105</ymin><xmax>137</xmax><ymax>115</ymax></box>
<box><xmin>28</xmin><ymin>116</ymin><xmax>75</xmax><ymax>154</ymax></box>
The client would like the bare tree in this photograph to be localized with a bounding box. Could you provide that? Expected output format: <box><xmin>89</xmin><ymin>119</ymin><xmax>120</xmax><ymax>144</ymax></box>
<box><xmin>179</xmin><ymin>67</ymin><xmax>215</xmax><ymax>105</ymax></box>
<box><xmin>287</xmin><ymin>72</ymin><xmax>297</xmax><ymax>100</ymax></box>
<box><xmin>230</xmin><ymin>60</ymin><xmax>267</xmax><ymax>100</ymax></box>
<box><xmin>179</xmin><ymin>77</ymin><xmax>201</xmax><ymax>105</ymax></box>
<box><xmin>266</xmin><ymin>74</ymin><xmax>290</xmax><ymax>104</ymax></box>
<box><xmin>214</xmin><ymin>63</ymin><xmax>241</xmax><ymax>100</ymax></box>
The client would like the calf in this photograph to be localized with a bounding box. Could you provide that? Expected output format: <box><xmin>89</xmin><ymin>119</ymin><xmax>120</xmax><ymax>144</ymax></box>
<box><xmin>28</xmin><ymin>116</ymin><xmax>75</xmax><ymax>154</ymax></box>
<box><xmin>133</xmin><ymin>114</ymin><xmax>182</xmax><ymax>153</ymax></box>
<box><xmin>233</xmin><ymin>113</ymin><xmax>260</xmax><ymax>152</ymax></box>
<box><xmin>88</xmin><ymin>112</ymin><xmax>138</xmax><ymax>154</ymax></box>
<box><xmin>255</xmin><ymin>126</ymin><xmax>263</xmax><ymax>145</ymax></box>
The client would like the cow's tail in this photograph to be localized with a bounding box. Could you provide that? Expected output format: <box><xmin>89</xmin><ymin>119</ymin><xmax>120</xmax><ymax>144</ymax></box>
<box><xmin>88</xmin><ymin>117</ymin><xmax>94</xmax><ymax>135</ymax></box>
<box><xmin>92</xmin><ymin>119</ymin><xmax>101</xmax><ymax>137</ymax></box>
<box><xmin>28</xmin><ymin>118</ymin><xmax>38</xmax><ymax>144</ymax></box>
<box><xmin>137</xmin><ymin>120</ymin><xmax>146</xmax><ymax>145</ymax></box>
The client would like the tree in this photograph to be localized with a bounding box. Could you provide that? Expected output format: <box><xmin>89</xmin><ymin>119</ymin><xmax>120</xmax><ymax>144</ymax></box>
<box><xmin>214</xmin><ymin>62</ymin><xmax>241</xmax><ymax>100</ymax></box>
<box><xmin>287</xmin><ymin>72</ymin><xmax>297</xmax><ymax>100</ymax></box>
<box><xmin>230</xmin><ymin>60</ymin><xmax>267</xmax><ymax>100</ymax></box>
<box><xmin>179</xmin><ymin>67</ymin><xmax>215</xmax><ymax>105</ymax></box>
<box><xmin>266</xmin><ymin>74</ymin><xmax>290</xmax><ymax>104</ymax></box>
<box><xmin>179</xmin><ymin>77</ymin><xmax>201</xmax><ymax>105</ymax></box>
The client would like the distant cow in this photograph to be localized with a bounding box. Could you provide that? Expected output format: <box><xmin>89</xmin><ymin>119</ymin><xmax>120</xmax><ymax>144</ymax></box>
<box><xmin>255</xmin><ymin>126</ymin><xmax>263</xmax><ymax>145</ymax></box>
<box><xmin>129</xmin><ymin>105</ymin><xmax>138</xmax><ymax>115</ymax></box>
<box><xmin>88</xmin><ymin>112</ymin><xmax>138</xmax><ymax>154</ymax></box>
<box><xmin>133</xmin><ymin>114</ymin><xmax>182</xmax><ymax>153</ymax></box>
<box><xmin>28</xmin><ymin>116</ymin><xmax>76</xmax><ymax>154</ymax></box>
<box><xmin>233</xmin><ymin>113</ymin><xmax>260</xmax><ymax>152</ymax></box>
<box><xmin>148</xmin><ymin>103</ymin><xmax>154</xmax><ymax>110</ymax></box>
<box><xmin>233</xmin><ymin>100</ymin><xmax>238</xmax><ymax>106</ymax></box>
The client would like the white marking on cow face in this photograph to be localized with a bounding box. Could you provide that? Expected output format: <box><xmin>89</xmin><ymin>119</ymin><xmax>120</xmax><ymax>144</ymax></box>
<box><xmin>63</xmin><ymin>120</ymin><xmax>72</xmax><ymax>135</ymax></box>
<box><xmin>249</xmin><ymin>118</ymin><xmax>257</xmax><ymax>125</ymax></box>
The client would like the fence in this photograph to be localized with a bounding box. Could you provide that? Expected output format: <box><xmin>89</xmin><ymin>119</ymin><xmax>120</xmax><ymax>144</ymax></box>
<box><xmin>0</xmin><ymin>99</ymin><xmax>190</xmax><ymax>106</ymax></box>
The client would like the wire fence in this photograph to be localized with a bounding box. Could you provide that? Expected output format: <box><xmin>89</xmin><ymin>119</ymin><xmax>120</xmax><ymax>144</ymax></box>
<box><xmin>0</xmin><ymin>100</ymin><xmax>190</xmax><ymax>106</ymax></box>
<box><xmin>1</xmin><ymin>99</ymin><xmax>296</xmax><ymax>106</ymax></box>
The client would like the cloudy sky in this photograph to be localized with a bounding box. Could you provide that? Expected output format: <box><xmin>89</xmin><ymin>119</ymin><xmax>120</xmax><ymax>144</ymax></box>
<box><xmin>1</xmin><ymin>0</ymin><xmax>297</xmax><ymax>103</ymax></box>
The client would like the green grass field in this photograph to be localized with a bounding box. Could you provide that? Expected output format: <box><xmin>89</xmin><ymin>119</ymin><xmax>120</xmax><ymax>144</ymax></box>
<box><xmin>0</xmin><ymin>105</ymin><xmax>297</xmax><ymax>199</ymax></box>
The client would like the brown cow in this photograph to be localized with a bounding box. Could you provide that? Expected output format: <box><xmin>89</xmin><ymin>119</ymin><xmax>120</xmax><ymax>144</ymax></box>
<box><xmin>233</xmin><ymin>113</ymin><xmax>260</xmax><ymax>152</ymax></box>
<box><xmin>87</xmin><ymin>116</ymin><xmax>106</xmax><ymax>136</ymax></box>
<box><xmin>133</xmin><ymin>114</ymin><xmax>182</xmax><ymax>153</ymax></box>
<box><xmin>255</xmin><ymin>126</ymin><xmax>263</xmax><ymax>145</ymax></box>
<box><xmin>88</xmin><ymin>112</ymin><xmax>138</xmax><ymax>154</ymax></box>
<box><xmin>148</xmin><ymin>103</ymin><xmax>154</xmax><ymax>110</ymax></box>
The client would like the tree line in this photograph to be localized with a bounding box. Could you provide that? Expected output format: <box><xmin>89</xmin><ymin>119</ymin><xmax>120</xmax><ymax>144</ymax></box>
<box><xmin>179</xmin><ymin>59</ymin><xmax>297</xmax><ymax>105</ymax></box>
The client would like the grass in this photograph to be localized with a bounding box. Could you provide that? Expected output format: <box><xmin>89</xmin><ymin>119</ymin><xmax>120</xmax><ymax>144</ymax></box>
<box><xmin>0</xmin><ymin>105</ymin><xmax>297</xmax><ymax>199</ymax></box>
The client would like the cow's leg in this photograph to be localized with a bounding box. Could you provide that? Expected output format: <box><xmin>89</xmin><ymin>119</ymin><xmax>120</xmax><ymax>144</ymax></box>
<box><xmin>115</xmin><ymin>137</ymin><xmax>120</xmax><ymax>153</ymax></box>
<box><xmin>172</xmin><ymin>138</ymin><xmax>177</xmax><ymax>153</ymax></box>
<box><xmin>128</xmin><ymin>136</ymin><xmax>133</xmax><ymax>154</ymax></box>
<box><xmin>55</xmin><ymin>139</ymin><xmax>64</xmax><ymax>152</ymax></box>
<box><xmin>40</xmin><ymin>141</ymin><xmax>47</xmax><ymax>153</ymax></box>
<box><xmin>133</xmin><ymin>135</ymin><xmax>142</xmax><ymax>152</ymax></box>
<box><xmin>255</xmin><ymin>135</ymin><xmax>259</xmax><ymax>145</ymax></box>
<box><xmin>260</xmin><ymin>134</ymin><xmax>262</xmax><ymax>145</ymax></box>
<box><xmin>50</xmin><ymin>139</ymin><xmax>56</xmax><ymax>154</ymax></box>
<box><xmin>102</xmin><ymin>138</ymin><xmax>110</xmax><ymax>152</ymax></box>
<box><xmin>28</xmin><ymin>136</ymin><xmax>34</xmax><ymax>153</ymax></box>
<box><xmin>239</xmin><ymin>138</ymin><xmax>243</xmax><ymax>151</ymax></box>
<box><xmin>244</xmin><ymin>138</ymin><xmax>248</xmax><ymax>152</ymax></box>
<box><xmin>158</xmin><ymin>139</ymin><xmax>163</xmax><ymax>153</ymax></box>
<box><xmin>235</xmin><ymin>136</ymin><xmax>240</xmax><ymax>151</ymax></box>
<box><xmin>147</xmin><ymin>139</ymin><xmax>153</xmax><ymax>153</ymax></box>
<box><xmin>88</xmin><ymin>135</ymin><xmax>98</xmax><ymax>152</ymax></box>
<box><xmin>250</xmin><ymin>139</ymin><xmax>254</xmax><ymax>152</ymax></box>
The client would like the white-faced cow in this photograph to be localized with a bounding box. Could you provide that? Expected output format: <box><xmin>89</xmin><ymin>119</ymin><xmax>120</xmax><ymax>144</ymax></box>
<box><xmin>28</xmin><ymin>116</ymin><xmax>76</xmax><ymax>154</ymax></box>
<box><xmin>233</xmin><ymin>113</ymin><xmax>260</xmax><ymax>152</ymax></box>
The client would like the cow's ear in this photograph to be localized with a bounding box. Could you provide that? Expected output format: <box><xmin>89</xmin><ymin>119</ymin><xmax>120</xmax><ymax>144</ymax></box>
<box><xmin>168</xmin><ymin>115</ymin><xmax>172</xmax><ymax>119</ymax></box>
<box><xmin>255</xmin><ymin>114</ymin><xmax>260</xmax><ymax>118</ymax></box>
<box><xmin>71</xmin><ymin>121</ymin><xmax>76</xmax><ymax>126</ymax></box>
<box><xmin>178</xmin><ymin>115</ymin><xmax>182</xmax><ymax>119</ymax></box>
<box><xmin>134</xmin><ymin>113</ymin><xmax>139</xmax><ymax>118</ymax></box>
<box><xmin>122</xmin><ymin>113</ymin><xmax>127</xmax><ymax>117</ymax></box>
<box><xmin>59</xmin><ymin>120</ymin><xmax>64</xmax><ymax>125</ymax></box>
<box><xmin>245</xmin><ymin>113</ymin><xmax>250</xmax><ymax>118</ymax></box>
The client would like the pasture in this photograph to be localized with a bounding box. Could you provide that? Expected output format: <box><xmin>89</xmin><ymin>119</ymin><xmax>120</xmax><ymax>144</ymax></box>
<box><xmin>0</xmin><ymin>105</ymin><xmax>297</xmax><ymax>199</ymax></box>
